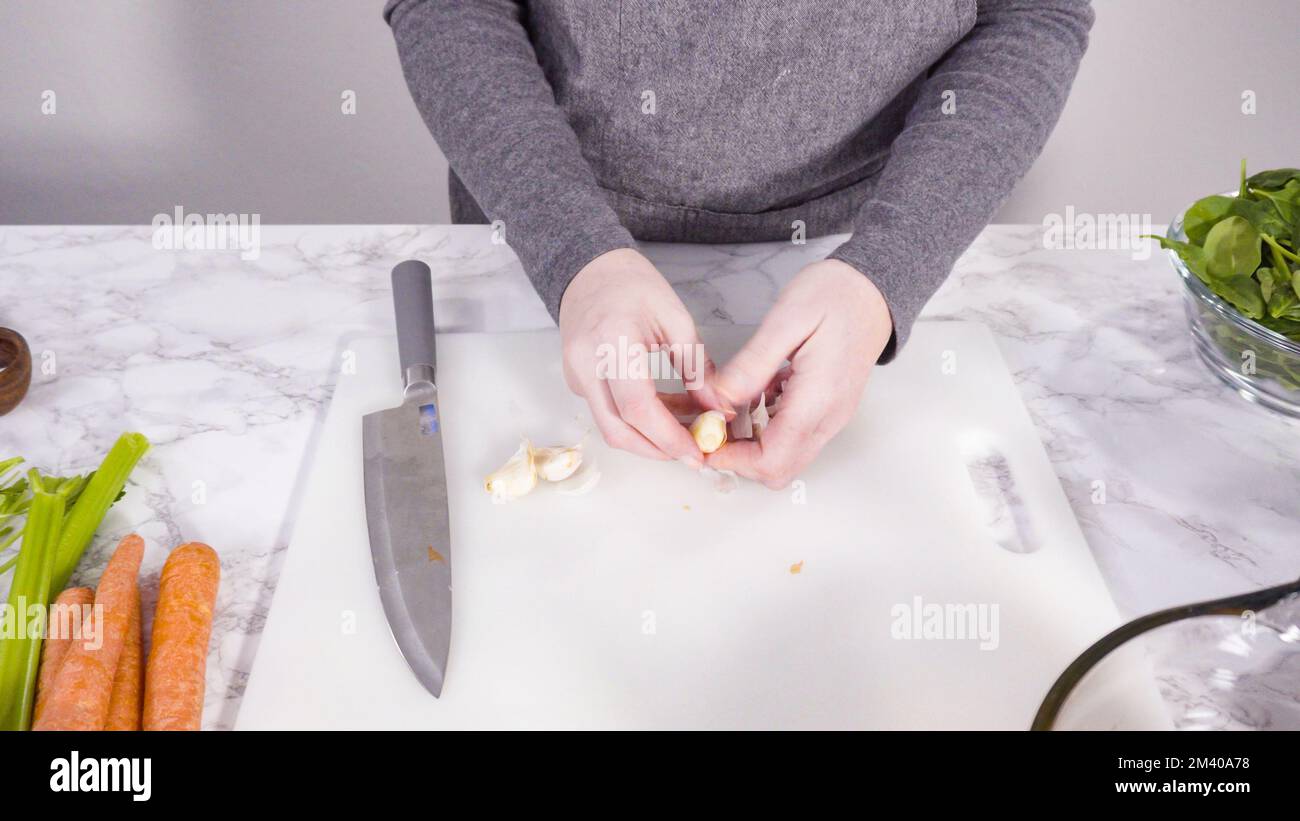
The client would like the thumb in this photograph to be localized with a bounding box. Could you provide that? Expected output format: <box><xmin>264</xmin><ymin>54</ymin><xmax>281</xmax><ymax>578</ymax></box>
<box><xmin>663</xmin><ymin>313</ymin><xmax>733</xmax><ymax>417</ymax></box>
<box><xmin>714</xmin><ymin>309</ymin><xmax>813</xmax><ymax>408</ymax></box>
<box><xmin>686</xmin><ymin>356</ymin><xmax>734</xmax><ymax>418</ymax></box>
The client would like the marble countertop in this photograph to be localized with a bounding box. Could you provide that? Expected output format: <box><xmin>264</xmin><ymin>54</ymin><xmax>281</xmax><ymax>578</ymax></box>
<box><xmin>1</xmin><ymin>225</ymin><xmax>1296</xmax><ymax>730</ymax></box>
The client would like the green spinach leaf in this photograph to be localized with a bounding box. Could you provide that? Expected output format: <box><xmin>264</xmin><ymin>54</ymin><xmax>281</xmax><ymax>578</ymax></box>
<box><xmin>1147</xmin><ymin>235</ymin><xmax>1211</xmax><ymax>283</ymax></box>
<box><xmin>1203</xmin><ymin>216</ymin><xmax>1262</xmax><ymax>278</ymax></box>
<box><xmin>1258</xmin><ymin>266</ymin><xmax>1276</xmax><ymax>303</ymax></box>
<box><xmin>1245</xmin><ymin>168</ymin><xmax>1300</xmax><ymax>191</ymax></box>
<box><xmin>1183</xmin><ymin>195</ymin><xmax>1235</xmax><ymax>245</ymax></box>
<box><xmin>1268</xmin><ymin>277</ymin><xmax>1299</xmax><ymax>318</ymax></box>
<box><xmin>1213</xmin><ymin>275</ymin><xmax>1266</xmax><ymax>320</ymax></box>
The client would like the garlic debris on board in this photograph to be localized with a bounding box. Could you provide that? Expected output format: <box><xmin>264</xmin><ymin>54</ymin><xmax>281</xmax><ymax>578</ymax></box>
<box><xmin>689</xmin><ymin>410</ymin><xmax>728</xmax><ymax>454</ymax></box>
<box><xmin>484</xmin><ymin>438</ymin><xmax>538</xmax><ymax>503</ymax></box>
<box><xmin>533</xmin><ymin>444</ymin><xmax>583</xmax><ymax>482</ymax></box>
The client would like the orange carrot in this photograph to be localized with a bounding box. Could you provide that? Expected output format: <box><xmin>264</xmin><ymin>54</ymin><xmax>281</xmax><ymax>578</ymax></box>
<box><xmin>33</xmin><ymin>586</ymin><xmax>94</xmax><ymax>724</ymax></box>
<box><xmin>143</xmin><ymin>542</ymin><xmax>219</xmax><ymax>731</ymax></box>
<box><xmin>32</xmin><ymin>534</ymin><xmax>144</xmax><ymax>731</ymax></box>
<box><xmin>105</xmin><ymin>589</ymin><xmax>143</xmax><ymax>730</ymax></box>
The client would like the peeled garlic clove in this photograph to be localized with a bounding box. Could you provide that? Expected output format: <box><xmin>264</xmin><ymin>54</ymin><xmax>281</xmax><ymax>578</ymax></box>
<box><xmin>484</xmin><ymin>438</ymin><xmax>538</xmax><ymax>502</ymax></box>
<box><xmin>689</xmin><ymin>410</ymin><xmax>728</xmax><ymax>454</ymax></box>
<box><xmin>533</xmin><ymin>444</ymin><xmax>583</xmax><ymax>482</ymax></box>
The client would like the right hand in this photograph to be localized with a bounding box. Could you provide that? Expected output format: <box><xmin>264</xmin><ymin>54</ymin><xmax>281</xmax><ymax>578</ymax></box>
<box><xmin>558</xmin><ymin>248</ymin><xmax>728</xmax><ymax>466</ymax></box>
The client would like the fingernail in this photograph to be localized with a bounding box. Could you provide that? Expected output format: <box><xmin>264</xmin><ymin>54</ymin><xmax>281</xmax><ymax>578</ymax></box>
<box><xmin>681</xmin><ymin>456</ymin><xmax>703</xmax><ymax>471</ymax></box>
<box><xmin>712</xmin><ymin>392</ymin><xmax>737</xmax><ymax>419</ymax></box>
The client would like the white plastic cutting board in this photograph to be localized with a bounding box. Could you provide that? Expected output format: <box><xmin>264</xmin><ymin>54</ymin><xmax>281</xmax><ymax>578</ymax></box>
<box><xmin>238</xmin><ymin>322</ymin><xmax>1169</xmax><ymax>730</ymax></box>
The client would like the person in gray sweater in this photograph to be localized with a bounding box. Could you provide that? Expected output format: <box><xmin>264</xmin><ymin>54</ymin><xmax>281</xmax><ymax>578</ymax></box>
<box><xmin>384</xmin><ymin>0</ymin><xmax>1094</xmax><ymax>488</ymax></box>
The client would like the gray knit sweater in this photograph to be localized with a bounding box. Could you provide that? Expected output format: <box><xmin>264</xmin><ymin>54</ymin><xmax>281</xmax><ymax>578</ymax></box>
<box><xmin>384</xmin><ymin>0</ymin><xmax>1093</xmax><ymax>358</ymax></box>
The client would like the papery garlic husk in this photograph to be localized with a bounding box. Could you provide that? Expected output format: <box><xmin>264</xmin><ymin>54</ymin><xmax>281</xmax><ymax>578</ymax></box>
<box><xmin>533</xmin><ymin>443</ymin><xmax>583</xmax><ymax>482</ymax></box>
<box><xmin>689</xmin><ymin>410</ymin><xmax>728</xmax><ymax>454</ymax></box>
<box><xmin>699</xmin><ymin>465</ymin><xmax>739</xmax><ymax>494</ymax></box>
<box><xmin>729</xmin><ymin>400</ymin><xmax>753</xmax><ymax>440</ymax></box>
<box><xmin>484</xmin><ymin>438</ymin><xmax>538</xmax><ymax>502</ymax></box>
<box><xmin>751</xmin><ymin>392</ymin><xmax>770</xmax><ymax>440</ymax></box>
<box><xmin>555</xmin><ymin>461</ymin><xmax>602</xmax><ymax>496</ymax></box>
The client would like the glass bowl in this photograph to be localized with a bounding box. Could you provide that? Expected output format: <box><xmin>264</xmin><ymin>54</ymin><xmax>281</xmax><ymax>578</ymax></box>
<box><xmin>1033</xmin><ymin>579</ymin><xmax>1300</xmax><ymax>730</ymax></box>
<box><xmin>1166</xmin><ymin>203</ymin><xmax>1300</xmax><ymax>417</ymax></box>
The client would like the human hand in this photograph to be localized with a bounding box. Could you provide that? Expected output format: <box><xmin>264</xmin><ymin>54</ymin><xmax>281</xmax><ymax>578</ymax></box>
<box><xmin>705</xmin><ymin>258</ymin><xmax>893</xmax><ymax>488</ymax></box>
<box><xmin>559</xmin><ymin>248</ymin><xmax>727</xmax><ymax>465</ymax></box>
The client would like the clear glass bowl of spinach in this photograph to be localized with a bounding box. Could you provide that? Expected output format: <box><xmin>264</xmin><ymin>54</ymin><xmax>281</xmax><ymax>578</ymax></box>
<box><xmin>1153</xmin><ymin>164</ymin><xmax>1300</xmax><ymax>417</ymax></box>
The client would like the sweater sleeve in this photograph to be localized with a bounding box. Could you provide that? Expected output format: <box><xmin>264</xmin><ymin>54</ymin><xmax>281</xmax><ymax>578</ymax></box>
<box><xmin>829</xmin><ymin>0</ymin><xmax>1094</xmax><ymax>361</ymax></box>
<box><xmin>384</xmin><ymin>0</ymin><xmax>635</xmax><ymax>321</ymax></box>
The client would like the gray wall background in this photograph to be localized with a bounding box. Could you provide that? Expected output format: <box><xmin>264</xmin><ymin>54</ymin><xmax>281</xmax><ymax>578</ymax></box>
<box><xmin>3</xmin><ymin>0</ymin><xmax>1298</xmax><ymax>226</ymax></box>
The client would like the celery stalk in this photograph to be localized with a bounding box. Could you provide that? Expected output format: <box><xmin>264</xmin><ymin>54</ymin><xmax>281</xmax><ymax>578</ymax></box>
<box><xmin>50</xmin><ymin>433</ymin><xmax>149</xmax><ymax>592</ymax></box>
<box><xmin>0</xmin><ymin>485</ymin><xmax>64</xmax><ymax>731</ymax></box>
<box><xmin>0</xmin><ymin>460</ymin><xmax>28</xmax><ymax>576</ymax></box>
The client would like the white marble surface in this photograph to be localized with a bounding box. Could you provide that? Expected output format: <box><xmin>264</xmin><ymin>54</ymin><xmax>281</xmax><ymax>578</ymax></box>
<box><xmin>1</xmin><ymin>224</ymin><xmax>1296</xmax><ymax>729</ymax></box>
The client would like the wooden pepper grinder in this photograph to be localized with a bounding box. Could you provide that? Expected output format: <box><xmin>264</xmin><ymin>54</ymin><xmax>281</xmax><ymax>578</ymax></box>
<box><xmin>0</xmin><ymin>328</ymin><xmax>32</xmax><ymax>415</ymax></box>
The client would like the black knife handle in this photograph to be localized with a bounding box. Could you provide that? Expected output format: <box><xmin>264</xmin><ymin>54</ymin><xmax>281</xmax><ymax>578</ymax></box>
<box><xmin>391</xmin><ymin>260</ymin><xmax>437</xmax><ymax>387</ymax></box>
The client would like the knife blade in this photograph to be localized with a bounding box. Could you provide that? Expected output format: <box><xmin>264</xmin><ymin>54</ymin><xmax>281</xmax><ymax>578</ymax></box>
<box><xmin>362</xmin><ymin>260</ymin><xmax>452</xmax><ymax>698</ymax></box>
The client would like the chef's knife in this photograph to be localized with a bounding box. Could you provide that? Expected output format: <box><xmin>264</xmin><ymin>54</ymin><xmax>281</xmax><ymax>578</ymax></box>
<box><xmin>362</xmin><ymin>260</ymin><xmax>452</xmax><ymax>698</ymax></box>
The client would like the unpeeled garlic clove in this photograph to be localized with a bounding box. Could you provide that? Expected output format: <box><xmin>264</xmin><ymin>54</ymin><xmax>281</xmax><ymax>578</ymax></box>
<box><xmin>533</xmin><ymin>444</ymin><xmax>583</xmax><ymax>482</ymax></box>
<box><xmin>689</xmin><ymin>410</ymin><xmax>728</xmax><ymax>454</ymax></box>
<box><xmin>484</xmin><ymin>438</ymin><xmax>538</xmax><ymax>503</ymax></box>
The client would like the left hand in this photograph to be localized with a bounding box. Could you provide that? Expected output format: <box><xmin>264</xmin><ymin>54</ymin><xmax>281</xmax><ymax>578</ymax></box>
<box><xmin>705</xmin><ymin>259</ymin><xmax>893</xmax><ymax>489</ymax></box>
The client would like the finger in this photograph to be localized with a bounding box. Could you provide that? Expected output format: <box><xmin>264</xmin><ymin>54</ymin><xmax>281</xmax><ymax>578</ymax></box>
<box><xmin>763</xmin><ymin>366</ymin><xmax>794</xmax><ymax>402</ymax></box>
<box><xmin>583</xmin><ymin>379</ymin><xmax>671</xmax><ymax>461</ymax></box>
<box><xmin>705</xmin><ymin>374</ymin><xmax>829</xmax><ymax>488</ymax></box>
<box><xmin>754</xmin><ymin>416</ymin><xmax>829</xmax><ymax>488</ymax></box>
<box><xmin>672</xmin><ymin>337</ymin><xmax>733</xmax><ymax>417</ymax></box>
<box><xmin>656</xmin><ymin>391</ymin><xmax>705</xmax><ymax>419</ymax></box>
<box><xmin>713</xmin><ymin>310</ymin><xmax>815</xmax><ymax>409</ymax></box>
<box><xmin>708</xmin><ymin>415</ymin><xmax>826</xmax><ymax>488</ymax></box>
<box><xmin>607</xmin><ymin>376</ymin><xmax>704</xmax><ymax>464</ymax></box>
<box><xmin>703</xmin><ymin>438</ymin><xmax>763</xmax><ymax>476</ymax></box>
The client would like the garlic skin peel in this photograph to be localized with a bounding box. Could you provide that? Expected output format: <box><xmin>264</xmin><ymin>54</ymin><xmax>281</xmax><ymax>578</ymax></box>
<box><xmin>699</xmin><ymin>466</ymin><xmax>739</xmax><ymax>494</ymax></box>
<box><xmin>729</xmin><ymin>400</ymin><xmax>753</xmax><ymax>440</ymax></box>
<box><xmin>533</xmin><ymin>445</ymin><xmax>583</xmax><ymax>482</ymax></box>
<box><xmin>555</xmin><ymin>461</ymin><xmax>601</xmax><ymax>496</ymax></box>
<box><xmin>689</xmin><ymin>410</ymin><xmax>728</xmax><ymax>454</ymax></box>
<box><xmin>751</xmin><ymin>393</ymin><xmax>770</xmax><ymax>440</ymax></box>
<box><xmin>484</xmin><ymin>438</ymin><xmax>538</xmax><ymax>503</ymax></box>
